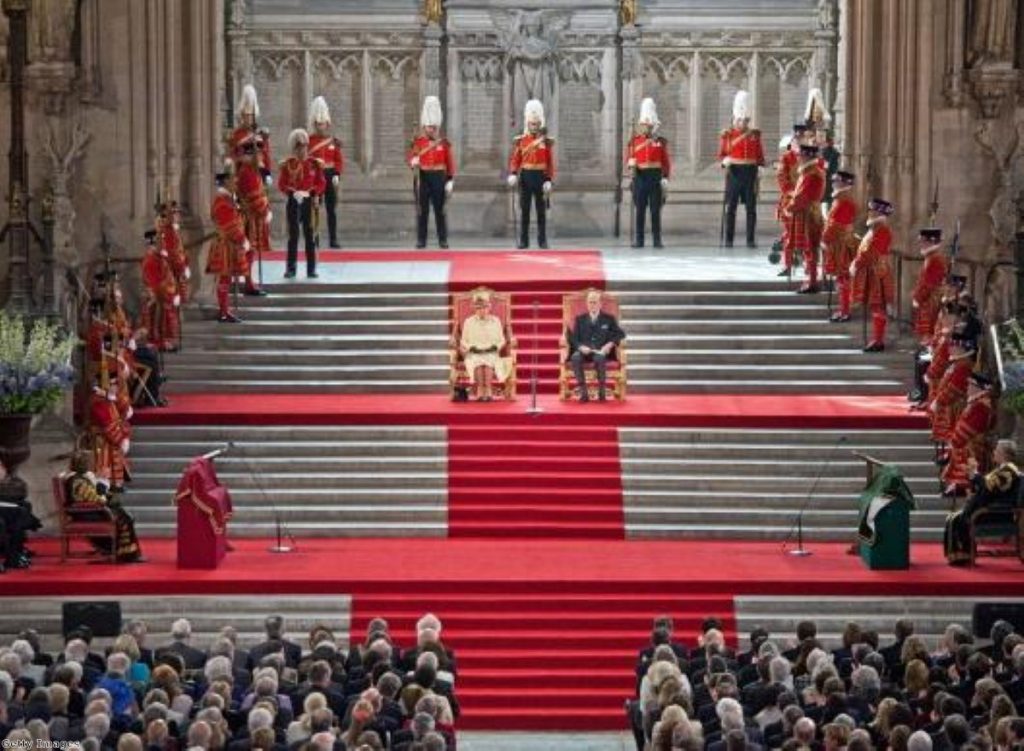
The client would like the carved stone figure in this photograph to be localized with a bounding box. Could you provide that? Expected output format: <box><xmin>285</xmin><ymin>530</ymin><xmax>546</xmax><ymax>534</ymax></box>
<box><xmin>44</xmin><ymin>119</ymin><xmax>90</xmax><ymax>268</ymax></box>
<box><xmin>28</xmin><ymin>0</ymin><xmax>76</xmax><ymax>63</ymax></box>
<box><xmin>621</xmin><ymin>0</ymin><xmax>638</xmax><ymax>27</ymax></box>
<box><xmin>967</xmin><ymin>0</ymin><xmax>1018</xmax><ymax>66</ymax></box>
<box><xmin>495</xmin><ymin>10</ymin><xmax>570</xmax><ymax>120</ymax></box>
<box><xmin>425</xmin><ymin>0</ymin><xmax>443</xmax><ymax>25</ymax></box>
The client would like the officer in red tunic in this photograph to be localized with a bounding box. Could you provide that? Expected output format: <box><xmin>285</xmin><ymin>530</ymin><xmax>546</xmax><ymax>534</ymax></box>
<box><xmin>157</xmin><ymin>201</ymin><xmax>191</xmax><ymax>304</ymax></box>
<box><xmin>912</xmin><ymin>228</ymin><xmax>950</xmax><ymax>346</ymax></box>
<box><xmin>229</xmin><ymin>85</ymin><xmax>273</xmax><ymax>180</ymax></box>
<box><xmin>140</xmin><ymin>229</ymin><xmax>180</xmax><ymax>351</ymax></box>
<box><xmin>236</xmin><ymin>142</ymin><xmax>271</xmax><ymax>295</ymax></box>
<box><xmin>626</xmin><ymin>98</ymin><xmax>671</xmax><ymax>249</ymax></box>
<box><xmin>308</xmin><ymin>96</ymin><xmax>345</xmax><ymax>249</ymax></box>
<box><xmin>718</xmin><ymin>90</ymin><xmax>764</xmax><ymax>249</ymax></box>
<box><xmin>508</xmin><ymin>99</ymin><xmax>555</xmax><ymax>249</ymax></box>
<box><xmin>408</xmin><ymin>96</ymin><xmax>455</xmax><ymax>249</ymax></box>
<box><xmin>941</xmin><ymin>371</ymin><xmax>994</xmax><ymax>496</ymax></box>
<box><xmin>88</xmin><ymin>376</ymin><xmax>132</xmax><ymax>492</ymax></box>
<box><xmin>774</xmin><ymin>123</ymin><xmax>810</xmax><ymax>272</ymax></box>
<box><xmin>850</xmin><ymin>198</ymin><xmax>895</xmax><ymax>352</ymax></box>
<box><xmin>784</xmin><ymin>144</ymin><xmax>827</xmax><ymax>293</ymax></box>
<box><xmin>205</xmin><ymin>165</ymin><xmax>249</xmax><ymax>323</ymax></box>
<box><xmin>929</xmin><ymin>333</ymin><xmax>976</xmax><ymax>450</ymax></box>
<box><xmin>822</xmin><ymin>170</ymin><xmax>858</xmax><ymax>321</ymax></box>
<box><xmin>277</xmin><ymin>128</ymin><xmax>326</xmax><ymax>278</ymax></box>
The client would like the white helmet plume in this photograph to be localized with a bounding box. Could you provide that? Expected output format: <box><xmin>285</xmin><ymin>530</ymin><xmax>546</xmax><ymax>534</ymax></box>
<box><xmin>288</xmin><ymin>128</ymin><xmax>309</xmax><ymax>152</ymax></box>
<box><xmin>732</xmin><ymin>90</ymin><xmax>751</xmax><ymax>124</ymax></box>
<box><xmin>308</xmin><ymin>96</ymin><xmax>331</xmax><ymax>128</ymax></box>
<box><xmin>804</xmin><ymin>88</ymin><xmax>830</xmax><ymax>127</ymax></box>
<box><xmin>638</xmin><ymin>97</ymin><xmax>660</xmax><ymax>128</ymax></box>
<box><xmin>523</xmin><ymin>99</ymin><xmax>545</xmax><ymax>133</ymax></box>
<box><xmin>237</xmin><ymin>84</ymin><xmax>259</xmax><ymax>118</ymax></box>
<box><xmin>420</xmin><ymin>96</ymin><xmax>443</xmax><ymax>128</ymax></box>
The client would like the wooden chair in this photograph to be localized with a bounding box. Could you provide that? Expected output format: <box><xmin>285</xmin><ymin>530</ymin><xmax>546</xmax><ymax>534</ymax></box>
<box><xmin>558</xmin><ymin>288</ymin><xmax>628</xmax><ymax>401</ymax></box>
<box><xmin>969</xmin><ymin>504</ymin><xmax>1024</xmax><ymax>565</ymax></box>
<box><xmin>53</xmin><ymin>475</ymin><xmax>118</xmax><ymax>564</ymax></box>
<box><xmin>449</xmin><ymin>286</ymin><xmax>517</xmax><ymax>400</ymax></box>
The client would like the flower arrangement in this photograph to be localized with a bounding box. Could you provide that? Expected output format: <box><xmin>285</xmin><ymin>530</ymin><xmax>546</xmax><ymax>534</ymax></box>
<box><xmin>0</xmin><ymin>312</ymin><xmax>76</xmax><ymax>415</ymax></box>
<box><xmin>996</xmin><ymin>319</ymin><xmax>1024</xmax><ymax>415</ymax></box>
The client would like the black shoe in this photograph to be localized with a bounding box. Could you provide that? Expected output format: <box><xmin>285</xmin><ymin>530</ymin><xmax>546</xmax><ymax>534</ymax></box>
<box><xmin>307</xmin><ymin>271</ymin><xmax>319</xmax><ymax>279</ymax></box>
<box><xmin>538</xmin><ymin>241</ymin><xmax>549</xmax><ymax>249</ymax></box>
<box><xmin>218</xmin><ymin>312</ymin><xmax>241</xmax><ymax>324</ymax></box>
<box><xmin>517</xmin><ymin>241</ymin><xmax>528</xmax><ymax>249</ymax></box>
<box><xmin>329</xmin><ymin>240</ymin><xmax>341</xmax><ymax>249</ymax></box>
<box><xmin>777</xmin><ymin>268</ymin><xmax>791</xmax><ymax>277</ymax></box>
<box><xmin>244</xmin><ymin>287</ymin><xmax>268</xmax><ymax>297</ymax></box>
<box><xmin>797</xmin><ymin>284</ymin><xmax>820</xmax><ymax>294</ymax></box>
<box><xmin>578</xmin><ymin>392</ymin><xmax>589</xmax><ymax>403</ymax></box>
<box><xmin>724</xmin><ymin>241</ymin><xmax>734</xmax><ymax>248</ymax></box>
<box><xmin>653</xmin><ymin>241</ymin><xmax>664</xmax><ymax>249</ymax></box>
<box><xmin>439</xmin><ymin>241</ymin><xmax>449</xmax><ymax>249</ymax></box>
<box><xmin>156</xmin><ymin>397</ymin><xmax>169</xmax><ymax>407</ymax></box>
<box><xmin>6</xmin><ymin>553</ymin><xmax>30</xmax><ymax>569</ymax></box>
<box><xmin>631</xmin><ymin>242</ymin><xmax>644</xmax><ymax>249</ymax></box>
<box><xmin>830</xmin><ymin>312</ymin><xmax>851</xmax><ymax>323</ymax></box>
<box><xmin>598</xmin><ymin>392</ymin><xmax>607</xmax><ymax>402</ymax></box>
<box><xmin>283</xmin><ymin>269</ymin><xmax>296</xmax><ymax>279</ymax></box>
<box><xmin>862</xmin><ymin>341</ymin><xmax>885</xmax><ymax>353</ymax></box>
<box><xmin>747</xmin><ymin>241</ymin><xmax>758</xmax><ymax>249</ymax></box>
<box><xmin>415</xmin><ymin>242</ymin><xmax>427</xmax><ymax>249</ymax></box>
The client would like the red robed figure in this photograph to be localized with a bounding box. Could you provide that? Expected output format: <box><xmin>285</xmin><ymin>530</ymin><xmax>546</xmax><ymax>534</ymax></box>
<box><xmin>174</xmin><ymin>456</ymin><xmax>233</xmax><ymax>569</ymax></box>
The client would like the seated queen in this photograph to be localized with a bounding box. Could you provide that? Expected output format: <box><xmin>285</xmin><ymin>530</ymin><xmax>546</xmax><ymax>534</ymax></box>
<box><xmin>459</xmin><ymin>290</ymin><xmax>509</xmax><ymax>402</ymax></box>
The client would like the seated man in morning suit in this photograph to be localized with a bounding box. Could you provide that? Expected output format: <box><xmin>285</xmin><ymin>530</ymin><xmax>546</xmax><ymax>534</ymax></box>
<box><xmin>567</xmin><ymin>289</ymin><xmax>626</xmax><ymax>402</ymax></box>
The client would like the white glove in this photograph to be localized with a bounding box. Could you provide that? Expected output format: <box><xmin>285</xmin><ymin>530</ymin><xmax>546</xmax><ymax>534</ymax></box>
<box><xmin>126</xmin><ymin>406</ymin><xmax>134</xmax><ymax>421</ymax></box>
<box><xmin>183</xmin><ymin>267</ymin><xmax>191</xmax><ymax>280</ymax></box>
<box><xmin>263</xmin><ymin>174</ymin><xmax>273</xmax><ymax>187</ymax></box>
<box><xmin>507</xmin><ymin>174</ymin><xmax>518</xmax><ymax>188</ymax></box>
<box><xmin>627</xmin><ymin>158</ymin><xmax>636</xmax><ymax>168</ymax></box>
<box><xmin>242</xmin><ymin>239</ymin><xmax>251</xmax><ymax>253</ymax></box>
<box><xmin>294</xmin><ymin>191</ymin><xmax>309</xmax><ymax>204</ymax></box>
<box><xmin>266</xmin><ymin>211</ymin><xmax>273</xmax><ymax>225</ymax></box>
<box><xmin>410</xmin><ymin>156</ymin><xmax>420</xmax><ymax>168</ymax></box>
<box><xmin>173</xmin><ymin>294</ymin><xmax>181</xmax><ymax>308</ymax></box>
<box><xmin>661</xmin><ymin>178</ymin><xmax>669</xmax><ymax>190</ymax></box>
<box><xmin>332</xmin><ymin>175</ymin><xmax>340</xmax><ymax>187</ymax></box>
<box><xmin>848</xmin><ymin>263</ymin><xmax>857</xmax><ymax>277</ymax></box>
<box><xmin>120</xmin><ymin>438</ymin><xmax>130</xmax><ymax>453</ymax></box>
<box><xmin>542</xmin><ymin>181</ymin><xmax>552</xmax><ymax>194</ymax></box>
<box><xmin>445</xmin><ymin>180</ymin><xmax>454</xmax><ymax>197</ymax></box>
<box><xmin>127</xmin><ymin>338</ymin><xmax>137</xmax><ymax>352</ymax></box>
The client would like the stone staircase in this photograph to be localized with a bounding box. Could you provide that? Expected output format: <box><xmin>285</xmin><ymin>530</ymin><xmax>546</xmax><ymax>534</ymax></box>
<box><xmin>621</xmin><ymin>427</ymin><xmax>943</xmax><ymax>541</ymax></box>
<box><xmin>127</xmin><ymin>425</ymin><xmax>447</xmax><ymax>537</ymax></box>
<box><xmin>165</xmin><ymin>278</ymin><xmax>910</xmax><ymax>396</ymax></box>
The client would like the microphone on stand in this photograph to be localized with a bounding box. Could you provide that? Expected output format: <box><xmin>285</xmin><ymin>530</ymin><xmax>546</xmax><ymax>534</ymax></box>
<box><xmin>223</xmin><ymin>440</ymin><xmax>295</xmax><ymax>554</ymax></box>
<box><xmin>526</xmin><ymin>298</ymin><xmax>543</xmax><ymax>415</ymax></box>
<box><xmin>782</xmin><ymin>435</ymin><xmax>847</xmax><ymax>557</ymax></box>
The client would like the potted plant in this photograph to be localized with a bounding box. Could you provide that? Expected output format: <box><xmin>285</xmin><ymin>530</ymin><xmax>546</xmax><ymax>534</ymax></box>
<box><xmin>0</xmin><ymin>312</ymin><xmax>76</xmax><ymax>498</ymax></box>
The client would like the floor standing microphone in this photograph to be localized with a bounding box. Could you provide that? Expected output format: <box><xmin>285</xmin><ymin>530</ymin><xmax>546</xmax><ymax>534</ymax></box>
<box><xmin>782</xmin><ymin>435</ymin><xmax>847</xmax><ymax>557</ymax></box>
<box><xmin>526</xmin><ymin>298</ymin><xmax>543</xmax><ymax>415</ymax></box>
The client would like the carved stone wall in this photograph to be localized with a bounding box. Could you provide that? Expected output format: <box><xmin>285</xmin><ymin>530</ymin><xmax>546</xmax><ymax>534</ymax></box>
<box><xmin>236</xmin><ymin>0</ymin><xmax>826</xmax><ymax>239</ymax></box>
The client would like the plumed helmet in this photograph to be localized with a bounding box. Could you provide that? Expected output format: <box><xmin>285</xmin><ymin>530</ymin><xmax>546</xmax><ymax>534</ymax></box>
<box><xmin>237</xmin><ymin>84</ymin><xmax>259</xmax><ymax>118</ymax></box>
<box><xmin>420</xmin><ymin>96</ymin><xmax>443</xmax><ymax>128</ymax></box>
<box><xmin>778</xmin><ymin>135</ymin><xmax>793</xmax><ymax>153</ymax></box>
<box><xmin>732</xmin><ymin>90</ymin><xmax>751</xmax><ymax>123</ymax></box>
<box><xmin>638</xmin><ymin>97</ymin><xmax>660</xmax><ymax>127</ymax></box>
<box><xmin>804</xmin><ymin>87</ymin><xmax>830</xmax><ymax>128</ymax></box>
<box><xmin>288</xmin><ymin>128</ymin><xmax>310</xmax><ymax>152</ymax></box>
<box><xmin>308</xmin><ymin>96</ymin><xmax>331</xmax><ymax>128</ymax></box>
<box><xmin>523</xmin><ymin>99</ymin><xmax>545</xmax><ymax>132</ymax></box>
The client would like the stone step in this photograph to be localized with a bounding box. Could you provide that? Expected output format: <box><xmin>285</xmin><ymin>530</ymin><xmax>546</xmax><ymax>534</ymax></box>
<box><xmin>131</xmin><ymin>519</ymin><xmax>447</xmax><ymax>537</ymax></box>
<box><xmin>132</xmin><ymin>426</ymin><xmax>445</xmax><ymax>441</ymax></box>
<box><xmin>622</xmin><ymin>489</ymin><xmax>947</xmax><ymax>509</ymax></box>
<box><xmin>164</xmin><ymin>379</ymin><xmax>446</xmax><ymax>393</ymax></box>
<box><xmin>168</xmin><ymin>350</ymin><xmax>451</xmax><ymax>367</ymax></box>
<box><xmin>620</xmin><ymin>445</ymin><xmax>929</xmax><ymax>461</ymax></box>
<box><xmin>626</xmin><ymin>523</ymin><xmax>943</xmax><ymax>542</ymax></box>
<box><xmin>618</xmin><ymin>428</ymin><xmax>925</xmax><ymax>443</ymax></box>
<box><xmin>184</xmin><ymin>320</ymin><xmax>448</xmax><ymax>336</ymax></box>
<box><xmin>131</xmin><ymin>443</ymin><xmax>446</xmax><ymax>460</ymax></box>
<box><xmin>626</xmin><ymin>348</ymin><xmax>905</xmax><ymax>365</ymax></box>
<box><xmin>180</xmin><ymin>333</ymin><xmax>451</xmax><ymax>351</ymax></box>
<box><xmin>129</xmin><ymin>471</ymin><xmax>447</xmax><ymax>490</ymax></box>
<box><xmin>128</xmin><ymin>503</ymin><xmax>447</xmax><ymax>525</ymax></box>
<box><xmin>620</xmin><ymin>304</ymin><xmax>836</xmax><ymax>321</ymax></box>
<box><xmin>199</xmin><ymin>305</ymin><xmax>450</xmax><ymax>321</ymax></box>
<box><xmin>130</xmin><ymin>457</ymin><xmax>448</xmax><ymax>473</ymax></box>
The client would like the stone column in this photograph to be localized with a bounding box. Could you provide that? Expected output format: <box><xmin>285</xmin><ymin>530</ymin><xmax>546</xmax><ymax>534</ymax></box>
<box><xmin>2</xmin><ymin>0</ymin><xmax>32</xmax><ymax>313</ymax></box>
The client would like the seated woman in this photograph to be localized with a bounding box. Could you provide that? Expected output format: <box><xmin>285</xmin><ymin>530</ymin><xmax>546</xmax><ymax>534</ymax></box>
<box><xmin>64</xmin><ymin>450</ymin><xmax>144</xmax><ymax>563</ymax></box>
<box><xmin>459</xmin><ymin>290</ymin><xmax>508</xmax><ymax>401</ymax></box>
<box><xmin>944</xmin><ymin>439</ymin><xmax>1021</xmax><ymax>565</ymax></box>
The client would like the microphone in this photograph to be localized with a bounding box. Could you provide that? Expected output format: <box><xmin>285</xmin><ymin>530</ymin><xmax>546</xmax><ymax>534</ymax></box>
<box><xmin>783</xmin><ymin>434</ymin><xmax>847</xmax><ymax>557</ymax></box>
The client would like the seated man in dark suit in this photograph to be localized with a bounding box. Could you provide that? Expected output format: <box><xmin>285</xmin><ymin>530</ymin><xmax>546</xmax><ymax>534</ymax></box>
<box><xmin>567</xmin><ymin>289</ymin><xmax>625</xmax><ymax>402</ymax></box>
<box><xmin>944</xmin><ymin>439</ymin><xmax>1021</xmax><ymax>565</ymax></box>
<box><xmin>249</xmin><ymin>615</ymin><xmax>303</xmax><ymax>669</ymax></box>
<box><xmin>155</xmin><ymin>618</ymin><xmax>207</xmax><ymax>671</ymax></box>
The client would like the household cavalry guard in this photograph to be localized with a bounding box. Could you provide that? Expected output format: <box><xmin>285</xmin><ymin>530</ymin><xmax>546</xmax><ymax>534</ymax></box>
<box><xmin>229</xmin><ymin>85</ymin><xmax>273</xmax><ymax>181</ymax></box>
<box><xmin>717</xmin><ymin>90</ymin><xmax>764</xmax><ymax>249</ymax></box>
<box><xmin>308</xmin><ymin>96</ymin><xmax>345</xmax><ymax>248</ymax></box>
<box><xmin>626</xmin><ymin>97</ymin><xmax>671</xmax><ymax>249</ymax></box>
<box><xmin>407</xmin><ymin>95</ymin><xmax>455</xmax><ymax>249</ymax></box>
<box><xmin>507</xmin><ymin>99</ymin><xmax>555</xmax><ymax>249</ymax></box>
<box><xmin>276</xmin><ymin>128</ymin><xmax>326</xmax><ymax>279</ymax></box>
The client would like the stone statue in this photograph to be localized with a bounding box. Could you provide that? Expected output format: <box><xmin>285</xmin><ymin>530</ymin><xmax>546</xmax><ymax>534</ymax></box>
<box><xmin>44</xmin><ymin>119</ymin><xmax>90</xmax><ymax>268</ymax></box>
<box><xmin>29</xmin><ymin>0</ymin><xmax>76</xmax><ymax>63</ymax></box>
<box><xmin>621</xmin><ymin>0</ymin><xmax>638</xmax><ymax>27</ymax></box>
<box><xmin>425</xmin><ymin>0</ymin><xmax>443</xmax><ymax>25</ymax></box>
<box><xmin>495</xmin><ymin>10</ymin><xmax>570</xmax><ymax>120</ymax></box>
<box><xmin>967</xmin><ymin>0</ymin><xmax>1018</xmax><ymax>66</ymax></box>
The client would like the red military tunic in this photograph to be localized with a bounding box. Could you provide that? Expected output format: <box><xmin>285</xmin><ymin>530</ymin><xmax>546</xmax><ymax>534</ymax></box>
<box><xmin>277</xmin><ymin>156</ymin><xmax>327</xmax><ymax>196</ymax></box>
<box><xmin>822</xmin><ymin>193</ymin><xmax>858</xmax><ymax>275</ymax></box>
<box><xmin>784</xmin><ymin>161</ymin><xmax>826</xmax><ymax>254</ymax></box>
<box><xmin>309</xmin><ymin>133</ymin><xmax>344</xmax><ymax>175</ymax></box>
<box><xmin>237</xmin><ymin>161</ymin><xmax>272</xmax><ymax>257</ymax></box>
<box><xmin>718</xmin><ymin>127</ymin><xmax>765</xmax><ymax>167</ymax></box>
<box><xmin>912</xmin><ymin>252</ymin><xmax>950</xmax><ymax>342</ymax></box>
<box><xmin>89</xmin><ymin>390</ymin><xmax>132</xmax><ymax>487</ymax></box>
<box><xmin>161</xmin><ymin>222</ymin><xmax>190</xmax><ymax>303</ymax></box>
<box><xmin>851</xmin><ymin>221</ymin><xmax>895</xmax><ymax>308</ymax></box>
<box><xmin>141</xmin><ymin>247</ymin><xmax>180</xmax><ymax>349</ymax></box>
<box><xmin>509</xmin><ymin>134</ymin><xmax>555</xmax><ymax>180</ymax></box>
<box><xmin>205</xmin><ymin>188</ymin><xmax>249</xmax><ymax>277</ymax></box>
<box><xmin>229</xmin><ymin>125</ymin><xmax>272</xmax><ymax>172</ymax></box>
<box><xmin>776</xmin><ymin>148</ymin><xmax>799</xmax><ymax>221</ymax></box>
<box><xmin>930</xmin><ymin>356</ymin><xmax>973</xmax><ymax>442</ymax></box>
<box><xmin>942</xmin><ymin>391</ymin><xmax>993</xmax><ymax>487</ymax></box>
<box><xmin>925</xmin><ymin>333</ymin><xmax>952</xmax><ymax>390</ymax></box>
<box><xmin>628</xmin><ymin>134</ymin><xmax>672</xmax><ymax>176</ymax></box>
<box><xmin>407</xmin><ymin>135</ymin><xmax>455</xmax><ymax>177</ymax></box>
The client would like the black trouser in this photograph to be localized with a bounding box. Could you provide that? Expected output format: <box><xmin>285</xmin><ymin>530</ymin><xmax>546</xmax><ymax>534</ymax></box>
<box><xmin>570</xmin><ymin>350</ymin><xmax>607</xmax><ymax>396</ymax></box>
<box><xmin>417</xmin><ymin>171</ymin><xmax>448</xmax><ymax>247</ymax></box>
<box><xmin>286</xmin><ymin>194</ymin><xmax>316</xmax><ymax>274</ymax></box>
<box><xmin>724</xmin><ymin>164</ymin><xmax>758</xmax><ymax>246</ymax></box>
<box><xmin>519</xmin><ymin>170</ymin><xmax>547</xmax><ymax>247</ymax></box>
<box><xmin>0</xmin><ymin>499</ymin><xmax>40</xmax><ymax>565</ymax></box>
<box><xmin>323</xmin><ymin>169</ymin><xmax>339</xmax><ymax>247</ymax></box>
<box><xmin>633</xmin><ymin>168</ymin><xmax>663</xmax><ymax>247</ymax></box>
<box><xmin>133</xmin><ymin>346</ymin><xmax>164</xmax><ymax>406</ymax></box>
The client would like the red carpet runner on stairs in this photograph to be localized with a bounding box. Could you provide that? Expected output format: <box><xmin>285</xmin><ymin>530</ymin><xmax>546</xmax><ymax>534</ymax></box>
<box><xmin>447</xmin><ymin>425</ymin><xmax>624</xmax><ymax>537</ymax></box>
<box><xmin>350</xmin><ymin>584</ymin><xmax>736</xmax><ymax>730</ymax></box>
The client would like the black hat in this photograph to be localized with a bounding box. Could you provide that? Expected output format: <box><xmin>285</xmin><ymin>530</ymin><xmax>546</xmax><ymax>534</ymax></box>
<box><xmin>948</xmin><ymin>274</ymin><xmax>968</xmax><ymax>291</ymax></box>
<box><xmin>793</xmin><ymin>122</ymin><xmax>810</xmax><ymax>134</ymax></box>
<box><xmin>969</xmin><ymin>371</ymin><xmax>992</xmax><ymax>388</ymax></box>
<box><xmin>867</xmin><ymin>197</ymin><xmax>894</xmax><ymax>215</ymax></box>
<box><xmin>918</xmin><ymin>228</ymin><xmax>942</xmax><ymax>243</ymax></box>
<box><xmin>951</xmin><ymin>333</ymin><xmax>978</xmax><ymax>352</ymax></box>
<box><xmin>144</xmin><ymin>230</ymin><xmax>158</xmax><ymax>243</ymax></box>
<box><xmin>833</xmin><ymin>170</ymin><xmax>855</xmax><ymax>185</ymax></box>
<box><xmin>89</xmin><ymin>297</ymin><xmax>105</xmax><ymax>310</ymax></box>
<box><xmin>799</xmin><ymin>144</ymin><xmax>819</xmax><ymax>157</ymax></box>
<box><xmin>241</xmin><ymin>142</ymin><xmax>257</xmax><ymax>155</ymax></box>
<box><xmin>93</xmin><ymin>270</ymin><xmax>119</xmax><ymax>283</ymax></box>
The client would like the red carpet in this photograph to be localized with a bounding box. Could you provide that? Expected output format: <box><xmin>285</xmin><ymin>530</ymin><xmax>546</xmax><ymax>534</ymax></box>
<box><xmin>447</xmin><ymin>426</ymin><xmax>624</xmax><ymax>538</ymax></box>
<box><xmin>136</xmin><ymin>393</ymin><xmax>928</xmax><ymax>429</ymax></box>
<box><xmin>12</xmin><ymin>538</ymin><xmax>1022</xmax><ymax>730</ymax></box>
